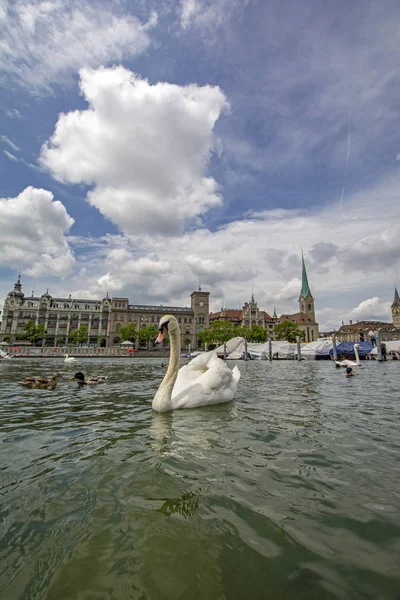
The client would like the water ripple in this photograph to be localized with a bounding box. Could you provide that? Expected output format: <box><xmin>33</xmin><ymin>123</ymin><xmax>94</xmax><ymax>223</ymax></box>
<box><xmin>0</xmin><ymin>358</ymin><xmax>399</xmax><ymax>599</ymax></box>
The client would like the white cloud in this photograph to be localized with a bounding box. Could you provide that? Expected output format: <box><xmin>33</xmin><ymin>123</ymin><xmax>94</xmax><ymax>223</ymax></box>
<box><xmin>3</xmin><ymin>149</ymin><xmax>18</xmax><ymax>161</ymax></box>
<box><xmin>0</xmin><ymin>0</ymin><xmax>152</xmax><ymax>92</ymax></box>
<box><xmin>1</xmin><ymin>135</ymin><xmax>20</xmax><ymax>151</ymax></box>
<box><xmin>179</xmin><ymin>0</ymin><xmax>249</xmax><ymax>33</ymax></box>
<box><xmin>41</xmin><ymin>66</ymin><xmax>229</xmax><ymax>235</ymax></box>
<box><xmin>350</xmin><ymin>297</ymin><xmax>393</xmax><ymax>322</ymax></box>
<box><xmin>0</xmin><ymin>186</ymin><xmax>75</xmax><ymax>277</ymax></box>
<box><xmin>61</xmin><ymin>174</ymin><xmax>400</xmax><ymax>329</ymax></box>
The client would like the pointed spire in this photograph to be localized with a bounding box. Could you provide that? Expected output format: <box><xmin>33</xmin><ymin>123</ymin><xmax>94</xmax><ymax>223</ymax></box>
<box><xmin>300</xmin><ymin>251</ymin><xmax>312</xmax><ymax>298</ymax></box>
<box><xmin>392</xmin><ymin>285</ymin><xmax>400</xmax><ymax>307</ymax></box>
<box><xmin>273</xmin><ymin>305</ymin><xmax>277</xmax><ymax>318</ymax></box>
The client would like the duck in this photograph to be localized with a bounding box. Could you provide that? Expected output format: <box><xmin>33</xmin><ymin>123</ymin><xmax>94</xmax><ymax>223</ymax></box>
<box><xmin>335</xmin><ymin>343</ymin><xmax>362</xmax><ymax>368</ymax></box>
<box><xmin>152</xmin><ymin>315</ymin><xmax>241</xmax><ymax>412</ymax></box>
<box><xmin>18</xmin><ymin>372</ymin><xmax>63</xmax><ymax>389</ymax></box>
<box><xmin>71</xmin><ymin>372</ymin><xmax>107</xmax><ymax>385</ymax></box>
<box><xmin>64</xmin><ymin>354</ymin><xmax>76</xmax><ymax>363</ymax></box>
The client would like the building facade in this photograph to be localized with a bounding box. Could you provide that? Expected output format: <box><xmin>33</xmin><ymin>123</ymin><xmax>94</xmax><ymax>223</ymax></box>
<box><xmin>109</xmin><ymin>290</ymin><xmax>210</xmax><ymax>349</ymax></box>
<box><xmin>0</xmin><ymin>277</ymin><xmax>112</xmax><ymax>346</ymax></box>
<box><xmin>335</xmin><ymin>320</ymin><xmax>399</xmax><ymax>342</ymax></box>
<box><xmin>277</xmin><ymin>253</ymin><xmax>319</xmax><ymax>342</ymax></box>
<box><xmin>209</xmin><ymin>294</ymin><xmax>277</xmax><ymax>338</ymax></box>
<box><xmin>0</xmin><ymin>277</ymin><xmax>209</xmax><ymax>349</ymax></box>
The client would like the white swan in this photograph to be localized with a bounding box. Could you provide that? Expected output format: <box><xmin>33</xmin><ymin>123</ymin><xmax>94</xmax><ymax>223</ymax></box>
<box><xmin>335</xmin><ymin>343</ymin><xmax>361</xmax><ymax>367</ymax></box>
<box><xmin>152</xmin><ymin>315</ymin><xmax>241</xmax><ymax>412</ymax></box>
<box><xmin>64</xmin><ymin>353</ymin><xmax>76</xmax><ymax>363</ymax></box>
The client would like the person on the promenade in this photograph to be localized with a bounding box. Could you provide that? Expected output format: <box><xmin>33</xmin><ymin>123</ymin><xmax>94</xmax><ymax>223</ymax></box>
<box><xmin>369</xmin><ymin>328</ymin><xmax>376</xmax><ymax>347</ymax></box>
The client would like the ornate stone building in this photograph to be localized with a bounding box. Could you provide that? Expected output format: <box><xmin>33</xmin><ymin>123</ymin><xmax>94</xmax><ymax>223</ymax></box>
<box><xmin>0</xmin><ymin>277</ymin><xmax>112</xmax><ymax>346</ymax></box>
<box><xmin>209</xmin><ymin>294</ymin><xmax>277</xmax><ymax>338</ymax></box>
<box><xmin>109</xmin><ymin>289</ymin><xmax>210</xmax><ymax>349</ymax></box>
<box><xmin>0</xmin><ymin>277</ymin><xmax>209</xmax><ymax>349</ymax></box>
<box><xmin>277</xmin><ymin>254</ymin><xmax>319</xmax><ymax>342</ymax></box>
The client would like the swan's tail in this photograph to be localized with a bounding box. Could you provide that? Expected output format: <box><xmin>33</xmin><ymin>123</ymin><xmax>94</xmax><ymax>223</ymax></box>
<box><xmin>232</xmin><ymin>365</ymin><xmax>241</xmax><ymax>382</ymax></box>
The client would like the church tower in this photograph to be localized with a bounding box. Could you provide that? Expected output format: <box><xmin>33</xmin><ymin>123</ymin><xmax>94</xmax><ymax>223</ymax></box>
<box><xmin>392</xmin><ymin>286</ymin><xmax>400</xmax><ymax>328</ymax></box>
<box><xmin>299</xmin><ymin>253</ymin><xmax>316</xmax><ymax>322</ymax></box>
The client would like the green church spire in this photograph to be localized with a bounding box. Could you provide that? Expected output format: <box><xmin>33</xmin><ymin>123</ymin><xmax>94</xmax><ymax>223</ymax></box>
<box><xmin>392</xmin><ymin>285</ymin><xmax>400</xmax><ymax>307</ymax></box>
<box><xmin>300</xmin><ymin>252</ymin><xmax>312</xmax><ymax>298</ymax></box>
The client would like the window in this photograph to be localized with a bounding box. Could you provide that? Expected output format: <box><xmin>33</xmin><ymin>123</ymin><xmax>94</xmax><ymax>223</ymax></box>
<box><xmin>178</xmin><ymin>317</ymin><xmax>181</xmax><ymax>323</ymax></box>
<box><xmin>184</xmin><ymin>317</ymin><xmax>187</xmax><ymax>323</ymax></box>
<box><xmin>308</xmin><ymin>304</ymin><xmax>311</xmax><ymax>312</ymax></box>
<box><xmin>116</xmin><ymin>323</ymin><xmax>121</xmax><ymax>332</ymax></box>
<box><xmin>185</xmin><ymin>326</ymin><xmax>190</xmax><ymax>334</ymax></box>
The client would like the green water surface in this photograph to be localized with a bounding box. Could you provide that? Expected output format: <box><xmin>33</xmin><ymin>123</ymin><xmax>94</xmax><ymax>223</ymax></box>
<box><xmin>0</xmin><ymin>358</ymin><xmax>399</xmax><ymax>599</ymax></box>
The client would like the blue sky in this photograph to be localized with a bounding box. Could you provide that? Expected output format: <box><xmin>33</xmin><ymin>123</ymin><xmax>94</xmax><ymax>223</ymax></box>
<box><xmin>1</xmin><ymin>0</ymin><xmax>399</xmax><ymax>330</ymax></box>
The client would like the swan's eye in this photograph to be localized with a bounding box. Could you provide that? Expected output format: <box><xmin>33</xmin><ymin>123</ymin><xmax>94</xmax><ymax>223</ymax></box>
<box><xmin>159</xmin><ymin>321</ymin><xmax>169</xmax><ymax>333</ymax></box>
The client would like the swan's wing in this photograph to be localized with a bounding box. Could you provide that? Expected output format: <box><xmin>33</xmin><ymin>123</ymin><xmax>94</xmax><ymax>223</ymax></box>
<box><xmin>173</xmin><ymin>351</ymin><xmax>219</xmax><ymax>395</ymax></box>
<box><xmin>172</xmin><ymin>355</ymin><xmax>240</xmax><ymax>409</ymax></box>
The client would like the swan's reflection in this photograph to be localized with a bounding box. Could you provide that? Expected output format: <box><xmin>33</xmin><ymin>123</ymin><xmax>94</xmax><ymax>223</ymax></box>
<box><xmin>149</xmin><ymin>412</ymin><xmax>173</xmax><ymax>454</ymax></box>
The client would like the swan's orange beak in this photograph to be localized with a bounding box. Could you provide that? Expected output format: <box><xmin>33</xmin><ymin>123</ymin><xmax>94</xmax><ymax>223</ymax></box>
<box><xmin>156</xmin><ymin>325</ymin><xmax>167</xmax><ymax>344</ymax></box>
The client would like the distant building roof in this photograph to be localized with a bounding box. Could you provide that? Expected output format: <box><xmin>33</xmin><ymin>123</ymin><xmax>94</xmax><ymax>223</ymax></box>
<box><xmin>300</xmin><ymin>253</ymin><xmax>312</xmax><ymax>299</ymax></box>
<box><xmin>336</xmin><ymin>320</ymin><xmax>397</xmax><ymax>334</ymax></box>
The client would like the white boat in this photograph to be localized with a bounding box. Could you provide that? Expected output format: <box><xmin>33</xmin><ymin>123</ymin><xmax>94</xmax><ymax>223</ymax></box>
<box><xmin>247</xmin><ymin>341</ymin><xmax>297</xmax><ymax>360</ymax></box>
<box><xmin>0</xmin><ymin>348</ymin><xmax>12</xmax><ymax>359</ymax></box>
<box><xmin>368</xmin><ymin>340</ymin><xmax>400</xmax><ymax>360</ymax></box>
<box><xmin>300</xmin><ymin>339</ymin><xmax>333</xmax><ymax>360</ymax></box>
<box><xmin>215</xmin><ymin>337</ymin><xmax>246</xmax><ymax>359</ymax></box>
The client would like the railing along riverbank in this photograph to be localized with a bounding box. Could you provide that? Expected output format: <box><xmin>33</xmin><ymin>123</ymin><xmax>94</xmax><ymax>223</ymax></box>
<box><xmin>2</xmin><ymin>347</ymin><xmax>169</xmax><ymax>358</ymax></box>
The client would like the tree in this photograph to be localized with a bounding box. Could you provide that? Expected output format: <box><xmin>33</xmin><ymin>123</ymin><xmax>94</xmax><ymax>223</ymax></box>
<box><xmin>274</xmin><ymin>321</ymin><xmax>305</xmax><ymax>343</ymax></box>
<box><xmin>197</xmin><ymin>328</ymin><xmax>214</xmax><ymax>349</ymax></box>
<box><xmin>208</xmin><ymin>320</ymin><xmax>236</xmax><ymax>344</ymax></box>
<box><xmin>69</xmin><ymin>325</ymin><xmax>88</xmax><ymax>346</ymax></box>
<box><xmin>20</xmin><ymin>321</ymin><xmax>47</xmax><ymax>346</ymax></box>
<box><xmin>56</xmin><ymin>335</ymin><xmax>65</xmax><ymax>346</ymax></box>
<box><xmin>138</xmin><ymin>324</ymin><xmax>159</xmax><ymax>349</ymax></box>
<box><xmin>119</xmin><ymin>323</ymin><xmax>137</xmax><ymax>342</ymax></box>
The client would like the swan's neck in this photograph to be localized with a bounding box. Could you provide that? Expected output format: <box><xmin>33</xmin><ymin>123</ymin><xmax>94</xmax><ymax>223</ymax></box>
<box><xmin>354</xmin><ymin>346</ymin><xmax>360</xmax><ymax>364</ymax></box>
<box><xmin>152</xmin><ymin>328</ymin><xmax>180</xmax><ymax>412</ymax></box>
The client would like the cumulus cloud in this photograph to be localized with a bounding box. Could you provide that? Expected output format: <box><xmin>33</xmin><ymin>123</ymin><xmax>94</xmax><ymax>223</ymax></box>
<box><xmin>0</xmin><ymin>186</ymin><xmax>75</xmax><ymax>277</ymax></box>
<box><xmin>0</xmin><ymin>0</ymin><xmax>152</xmax><ymax>92</ymax></box>
<box><xmin>60</xmin><ymin>174</ymin><xmax>400</xmax><ymax>328</ymax></box>
<box><xmin>41</xmin><ymin>66</ymin><xmax>229</xmax><ymax>235</ymax></box>
<box><xmin>350</xmin><ymin>297</ymin><xmax>393</xmax><ymax>322</ymax></box>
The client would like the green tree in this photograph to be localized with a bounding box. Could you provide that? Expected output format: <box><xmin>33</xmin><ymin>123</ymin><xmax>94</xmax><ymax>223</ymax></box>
<box><xmin>197</xmin><ymin>328</ymin><xmax>214</xmax><ymax>349</ymax></box>
<box><xmin>20</xmin><ymin>320</ymin><xmax>47</xmax><ymax>346</ymax></box>
<box><xmin>119</xmin><ymin>323</ymin><xmax>137</xmax><ymax>342</ymax></box>
<box><xmin>69</xmin><ymin>325</ymin><xmax>89</xmax><ymax>346</ymax></box>
<box><xmin>208</xmin><ymin>320</ymin><xmax>236</xmax><ymax>344</ymax></box>
<box><xmin>138</xmin><ymin>324</ymin><xmax>159</xmax><ymax>349</ymax></box>
<box><xmin>274</xmin><ymin>321</ymin><xmax>305</xmax><ymax>343</ymax></box>
<box><xmin>56</xmin><ymin>335</ymin><xmax>65</xmax><ymax>346</ymax></box>
<box><xmin>248</xmin><ymin>325</ymin><xmax>268</xmax><ymax>343</ymax></box>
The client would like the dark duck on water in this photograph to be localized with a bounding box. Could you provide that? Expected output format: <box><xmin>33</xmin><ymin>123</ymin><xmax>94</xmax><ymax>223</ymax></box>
<box><xmin>71</xmin><ymin>372</ymin><xmax>107</xmax><ymax>385</ymax></box>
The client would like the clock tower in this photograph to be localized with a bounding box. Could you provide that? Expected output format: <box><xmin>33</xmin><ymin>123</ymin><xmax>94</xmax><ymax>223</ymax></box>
<box><xmin>392</xmin><ymin>285</ymin><xmax>400</xmax><ymax>328</ymax></box>
<box><xmin>191</xmin><ymin>289</ymin><xmax>210</xmax><ymax>331</ymax></box>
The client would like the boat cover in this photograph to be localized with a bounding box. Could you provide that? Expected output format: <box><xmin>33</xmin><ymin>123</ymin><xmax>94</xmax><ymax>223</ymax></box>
<box><xmin>329</xmin><ymin>341</ymin><xmax>373</xmax><ymax>360</ymax></box>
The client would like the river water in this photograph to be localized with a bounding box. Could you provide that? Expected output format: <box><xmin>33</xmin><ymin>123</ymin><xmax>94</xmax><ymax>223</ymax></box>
<box><xmin>0</xmin><ymin>358</ymin><xmax>399</xmax><ymax>599</ymax></box>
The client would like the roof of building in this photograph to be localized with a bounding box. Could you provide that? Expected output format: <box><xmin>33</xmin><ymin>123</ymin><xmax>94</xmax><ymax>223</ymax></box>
<box><xmin>336</xmin><ymin>320</ymin><xmax>398</xmax><ymax>334</ymax></box>
<box><xmin>128</xmin><ymin>304</ymin><xmax>193</xmax><ymax>313</ymax></box>
<box><xmin>278</xmin><ymin>312</ymin><xmax>318</xmax><ymax>325</ymax></box>
<box><xmin>209</xmin><ymin>308</ymin><xmax>272</xmax><ymax>322</ymax></box>
<box><xmin>300</xmin><ymin>253</ymin><xmax>312</xmax><ymax>299</ymax></box>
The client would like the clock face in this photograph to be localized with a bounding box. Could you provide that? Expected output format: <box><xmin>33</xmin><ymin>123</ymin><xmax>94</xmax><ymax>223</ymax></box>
<box><xmin>199</xmin><ymin>301</ymin><xmax>204</xmax><ymax>307</ymax></box>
